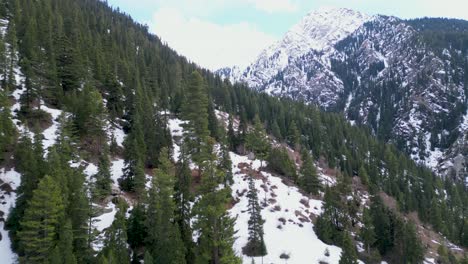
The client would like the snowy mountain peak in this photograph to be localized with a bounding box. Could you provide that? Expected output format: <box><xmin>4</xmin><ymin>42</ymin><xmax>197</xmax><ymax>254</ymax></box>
<box><xmin>264</xmin><ymin>7</ymin><xmax>372</xmax><ymax>59</ymax></box>
<box><xmin>221</xmin><ymin>7</ymin><xmax>372</xmax><ymax>90</ymax></box>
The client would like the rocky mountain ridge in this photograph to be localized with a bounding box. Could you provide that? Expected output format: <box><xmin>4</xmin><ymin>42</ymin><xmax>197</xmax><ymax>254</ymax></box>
<box><xmin>218</xmin><ymin>8</ymin><xmax>467</xmax><ymax>180</ymax></box>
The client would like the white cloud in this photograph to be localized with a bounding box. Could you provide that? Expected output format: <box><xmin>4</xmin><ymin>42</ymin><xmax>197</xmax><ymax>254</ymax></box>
<box><xmin>247</xmin><ymin>0</ymin><xmax>298</xmax><ymax>13</ymax></box>
<box><xmin>150</xmin><ymin>8</ymin><xmax>276</xmax><ymax>70</ymax></box>
<box><xmin>148</xmin><ymin>0</ymin><xmax>299</xmax><ymax>15</ymax></box>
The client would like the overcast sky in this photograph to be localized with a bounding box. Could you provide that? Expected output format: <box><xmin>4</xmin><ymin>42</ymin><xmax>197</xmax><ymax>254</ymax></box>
<box><xmin>107</xmin><ymin>0</ymin><xmax>468</xmax><ymax>70</ymax></box>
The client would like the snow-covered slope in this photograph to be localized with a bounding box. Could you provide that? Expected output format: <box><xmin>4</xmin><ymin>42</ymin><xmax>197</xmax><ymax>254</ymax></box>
<box><xmin>229</xmin><ymin>152</ymin><xmax>342</xmax><ymax>264</ymax></box>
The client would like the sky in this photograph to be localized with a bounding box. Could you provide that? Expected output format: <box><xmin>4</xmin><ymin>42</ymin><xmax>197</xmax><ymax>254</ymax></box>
<box><xmin>106</xmin><ymin>0</ymin><xmax>468</xmax><ymax>70</ymax></box>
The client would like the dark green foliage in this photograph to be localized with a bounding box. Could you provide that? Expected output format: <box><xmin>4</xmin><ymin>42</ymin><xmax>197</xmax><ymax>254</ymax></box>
<box><xmin>339</xmin><ymin>232</ymin><xmax>358</xmax><ymax>264</ymax></box>
<box><xmin>182</xmin><ymin>71</ymin><xmax>210</xmax><ymax>165</ymax></box>
<box><xmin>7</xmin><ymin>134</ymin><xmax>45</xmax><ymax>251</ymax></box>
<box><xmin>299</xmin><ymin>150</ymin><xmax>320</xmax><ymax>195</ymax></box>
<box><xmin>120</xmin><ymin>114</ymin><xmax>146</xmax><ymax>196</ymax></box>
<box><xmin>100</xmin><ymin>201</ymin><xmax>130</xmax><ymax>264</ymax></box>
<box><xmin>243</xmin><ymin>174</ymin><xmax>267</xmax><ymax>257</ymax></box>
<box><xmin>0</xmin><ymin>89</ymin><xmax>16</xmax><ymax>159</ymax></box>
<box><xmin>267</xmin><ymin>147</ymin><xmax>297</xmax><ymax>181</ymax></box>
<box><xmin>369</xmin><ymin>196</ymin><xmax>425</xmax><ymax>263</ymax></box>
<box><xmin>192</xmin><ymin>143</ymin><xmax>241</xmax><ymax>264</ymax></box>
<box><xmin>49</xmin><ymin>219</ymin><xmax>78</xmax><ymax>264</ymax></box>
<box><xmin>245</xmin><ymin>115</ymin><xmax>270</xmax><ymax>165</ymax></box>
<box><xmin>359</xmin><ymin>208</ymin><xmax>376</xmax><ymax>255</ymax></box>
<box><xmin>69</xmin><ymin>83</ymin><xmax>106</xmax><ymax>144</ymax></box>
<box><xmin>145</xmin><ymin>148</ymin><xmax>186</xmax><ymax>264</ymax></box>
<box><xmin>93</xmin><ymin>146</ymin><xmax>112</xmax><ymax>200</ymax></box>
<box><xmin>315</xmin><ymin>186</ymin><xmax>348</xmax><ymax>245</ymax></box>
<box><xmin>287</xmin><ymin>120</ymin><xmax>301</xmax><ymax>150</ymax></box>
<box><xmin>18</xmin><ymin>175</ymin><xmax>64</xmax><ymax>263</ymax></box>
<box><xmin>126</xmin><ymin>204</ymin><xmax>147</xmax><ymax>251</ymax></box>
<box><xmin>175</xmin><ymin>146</ymin><xmax>195</xmax><ymax>264</ymax></box>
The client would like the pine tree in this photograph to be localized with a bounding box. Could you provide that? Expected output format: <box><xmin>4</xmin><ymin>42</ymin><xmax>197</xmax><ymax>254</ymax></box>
<box><xmin>227</xmin><ymin>115</ymin><xmax>237</xmax><ymax>151</ymax></box>
<box><xmin>314</xmin><ymin>186</ymin><xmax>347</xmax><ymax>244</ymax></box>
<box><xmin>49</xmin><ymin>219</ymin><xmax>77</xmax><ymax>264</ymax></box>
<box><xmin>7</xmin><ymin>133</ymin><xmax>46</xmax><ymax>250</ymax></box>
<box><xmin>299</xmin><ymin>150</ymin><xmax>320</xmax><ymax>195</ymax></box>
<box><xmin>219</xmin><ymin>132</ymin><xmax>234</xmax><ymax>185</ymax></box>
<box><xmin>287</xmin><ymin>120</ymin><xmax>300</xmax><ymax>150</ymax></box>
<box><xmin>144</xmin><ymin>251</ymin><xmax>154</xmax><ymax>264</ymax></box>
<box><xmin>181</xmin><ymin>71</ymin><xmax>210</xmax><ymax>165</ymax></box>
<box><xmin>71</xmin><ymin>83</ymin><xmax>106</xmax><ymax>144</ymax></box>
<box><xmin>245</xmin><ymin>115</ymin><xmax>269</xmax><ymax>166</ymax></box>
<box><xmin>56</xmin><ymin>35</ymin><xmax>81</xmax><ymax>93</ymax></box>
<box><xmin>104</xmin><ymin>74</ymin><xmax>124</xmax><ymax>119</ymax></box>
<box><xmin>360</xmin><ymin>208</ymin><xmax>376</xmax><ymax>254</ymax></box>
<box><xmin>339</xmin><ymin>232</ymin><xmax>358</xmax><ymax>264</ymax></box>
<box><xmin>120</xmin><ymin>116</ymin><xmax>146</xmax><ymax>196</ymax></box>
<box><xmin>126</xmin><ymin>204</ymin><xmax>147</xmax><ymax>251</ymax></box>
<box><xmin>93</xmin><ymin>146</ymin><xmax>112</xmax><ymax>200</ymax></box>
<box><xmin>358</xmin><ymin>165</ymin><xmax>369</xmax><ymax>186</ymax></box>
<box><xmin>193</xmin><ymin>142</ymin><xmax>241</xmax><ymax>264</ymax></box>
<box><xmin>18</xmin><ymin>175</ymin><xmax>65</xmax><ymax>263</ymax></box>
<box><xmin>101</xmin><ymin>201</ymin><xmax>130</xmax><ymax>264</ymax></box>
<box><xmin>270</xmin><ymin>120</ymin><xmax>282</xmax><ymax>140</ymax></box>
<box><xmin>0</xmin><ymin>88</ymin><xmax>16</xmax><ymax>157</ymax></box>
<box><xmin>146</xmin><ymin>148</ymin><xmax>186</xmax><ymax>264</ymax></box>
<box><xmin>243</xmin><ymin>174</ymin><xmax>267</xmax><ymax>257</ymax></box>
<box><xmin>175</xmin><ymin>145</ymin><xmax>195</xmax><ymax>264</ymax></box>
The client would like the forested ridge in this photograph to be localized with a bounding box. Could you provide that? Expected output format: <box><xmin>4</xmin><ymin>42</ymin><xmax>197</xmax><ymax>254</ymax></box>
<box><xmin>0</xmin><ymin>0</ymin><xmax>466</xmax><ymax>263</ymax></box>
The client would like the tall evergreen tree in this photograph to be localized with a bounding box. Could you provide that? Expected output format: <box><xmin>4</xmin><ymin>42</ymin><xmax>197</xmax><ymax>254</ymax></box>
<box><xmin>175</xmin><ymin>145</ymin><xmax>195</xmax><ymax>264</ymax></box>
<box><xmin>101</xmin><ymin>202</ymin><xmax>130</xmax><ymax>264</ymax></box>
<box><xmin>245</xmin><ymin>115</ymin><xmax>269</xmax><ymax>166</ymax></box>
<box><xmin>93</xmin><ymin>146</ymin><xmax>112</xmax><ymax>200</ymax></box>
<box><xmin>339</xmin><ymin>232</ymin><xmax>358</xmax><ymax>264</ymax></box>
<box><xmin>18</xmin><ymin>175</ymin><xmax>65</xmax><ymax>263</ymax></box>
<box><xmin>181</xmin><ymin>71</ymin><xmax>210</xmax><ymax>165</ymax></box>
<box><xmin>0</xmin><ymin>88</ymin><xmax>16</xmax><ymax>157</ymax></box>
<box><xmin>299</xmin><ymin>150</ymin><xmax>320</xmax><ymax>195</ymax></box>
<box><xmin>49</xmin><ymin>219</ymin><xmax>78</xmax><ymax>264</ymax></box>
<box><xmin>145</xmin><ymin>148</ymin><xmax>186</xmax><ymax>264</ymax></box>
<box><xmin>193</xmin><ymin>142</ymin><xmax>241</xmax><ymax>264</ymax></box>
<box><xmin>360</xmin><ymin>208</ymin><xmax>376</xmax><ymax>254</ymax></box>
<box><xmin>287</xmin><ymin>120</ymin><xmax>301</xmax><ymax>150</ymax></box>
<box><xmin>120</xmin><ymin>114</ymin><xmax>146</xmax><ymax>196</ymax></box>
<box><xmin>243</xmin><ymin>174</ymin><xmax>267</xmax><ymax>257</ymax></box>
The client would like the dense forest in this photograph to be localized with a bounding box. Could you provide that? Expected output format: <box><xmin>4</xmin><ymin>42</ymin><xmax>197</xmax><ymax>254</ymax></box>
<box><xmin>0</xmin><ymin>0</ymin><xmax>466</xmax><ymax>263</ymax></box>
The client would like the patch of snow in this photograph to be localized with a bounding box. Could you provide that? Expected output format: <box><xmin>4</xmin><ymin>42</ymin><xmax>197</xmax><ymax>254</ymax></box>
<box><xmin>461</xmin><ymin>110</ymin><xmax>468</xmax><ymax>131</ymax></box>
<box><xmin>111</xmin><ymin>159</ymin><xmax>125</xmax><ymax>185</ymax></box>
<box><xmin>84</xmin><ymin>163</ymin><xmax>99</xmax><ymax>183</ymax></box>
<box><xmin>93</xmin><ymin>202</ymin><xmax>117</xmax><ymax>233</ymax></box>
<box><xmin>41</xmin><ymin>104</ymin><xmax>63</xmax><ymax>155</ymax></box>
<box><xmin>92</xmin><ymin>201</ymin><xmax>117</xmax><ymax>251</ymax></box>
<box><xmin>424</xmin><ymin>132</ymin><xmax>443</xmax><ymax>170</ymax></box>
<box><xmin>344</xmin><ymin>93</ymin><xmax>353</xmax><ymax>114</ymax></box>
<box><xmin>0</xmin><ymin>168</ymin><xmax>21</xmax><ymax>263</ymax></box>
<box><xmin>229</xmin><ymin>152</ymin><xmax>342</xmax><ymax>264</ymax></box>
<box><xmin>168</xmin><ymin>117</ymin><xmax>188</xmax><ymax>162</ymax></box>
<box><xmin>107</xmin><ymin>122</ymin><xmax>125</xmax><ymax>147</ymax></box>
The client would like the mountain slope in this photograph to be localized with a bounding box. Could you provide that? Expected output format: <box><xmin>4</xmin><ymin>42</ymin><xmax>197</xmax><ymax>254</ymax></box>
<box><xmin>218</xmin><ymin>9</ymin><xmax>467</xmax><ymax>179</ymax></box>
